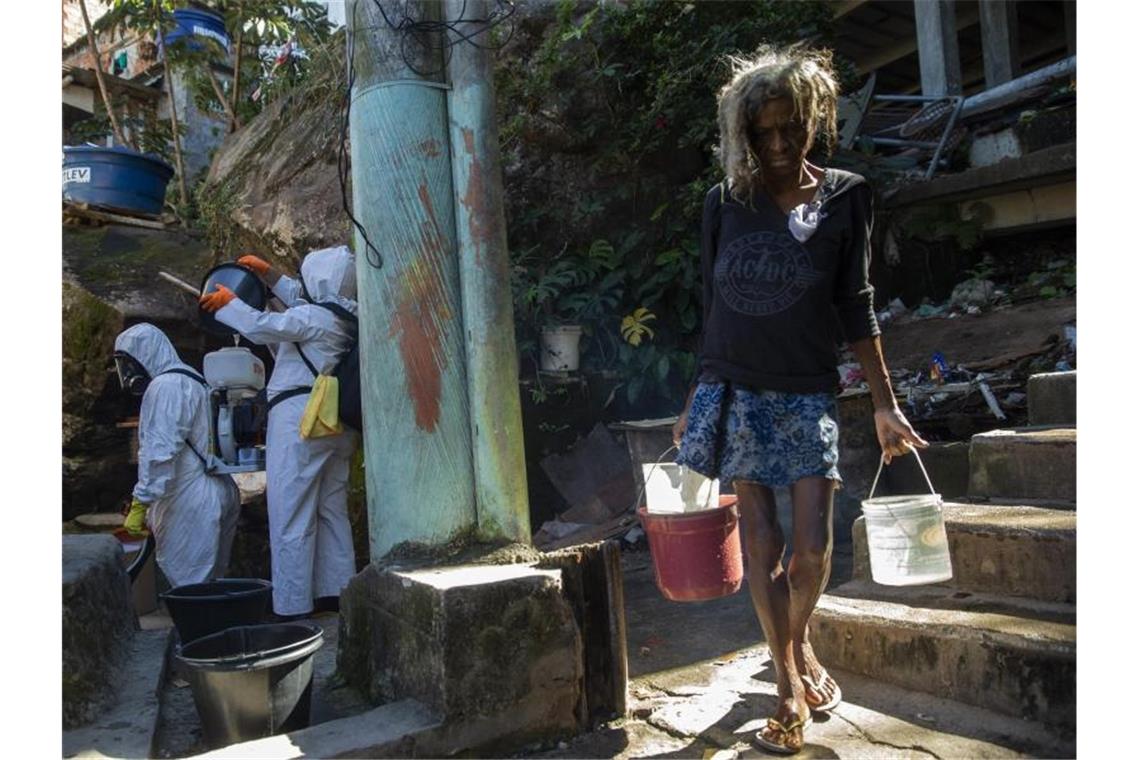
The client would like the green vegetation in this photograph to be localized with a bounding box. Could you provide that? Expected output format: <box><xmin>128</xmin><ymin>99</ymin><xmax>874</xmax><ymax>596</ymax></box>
<box><xmin>496</xmin><ymin>0</ymin><xmax>835</xmax><ymax>412</ymax></box>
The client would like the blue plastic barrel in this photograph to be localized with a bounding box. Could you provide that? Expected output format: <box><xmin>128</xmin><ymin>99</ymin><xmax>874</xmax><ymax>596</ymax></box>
<box><xmin>163</xmin><ymin>8</ymin><xmax>230</xmax><ymax>53</ymax></box>
<box><xmin>63</xmin><ymin>146</ymin><xmax>175</xmax><ymax>216</ymax></box>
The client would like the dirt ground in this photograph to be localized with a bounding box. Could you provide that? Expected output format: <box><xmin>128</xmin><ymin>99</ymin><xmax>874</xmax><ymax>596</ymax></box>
<box><xmin>880</xmin><ymin>296</ymin><xmax>1075</xmax><ymax>371</ymax></box>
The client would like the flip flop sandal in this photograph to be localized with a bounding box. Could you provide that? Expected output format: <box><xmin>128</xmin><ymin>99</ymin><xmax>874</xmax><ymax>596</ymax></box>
<box><xmin>803</xmin><ymin>673</ymin><xmax>843</xmax><ymax>713</ymax></box>
<box><xmin>755</xmin><ymin>714</ymin><xmax>812</xmax><ymax>755</ymax></box>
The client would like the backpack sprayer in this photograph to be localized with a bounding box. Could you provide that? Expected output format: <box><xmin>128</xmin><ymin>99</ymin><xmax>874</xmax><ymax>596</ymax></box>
<box><xmin>202</xmin><ymin>347</ymin><xmax>267</xmax><ymax>474</ymax></box>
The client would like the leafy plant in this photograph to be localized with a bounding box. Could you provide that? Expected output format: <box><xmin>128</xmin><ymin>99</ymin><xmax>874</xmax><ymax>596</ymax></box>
<box><xmin>621</xmin><ymin>307</ymin><xmax>657</xmax><ymax>346</ymax></box>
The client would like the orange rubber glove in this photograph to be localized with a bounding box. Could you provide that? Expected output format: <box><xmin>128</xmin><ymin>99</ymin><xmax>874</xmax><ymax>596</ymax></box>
<box><xmin>199</xmin><ymin>284</ymin><xmax>237</xmax><ymax>313</ymax></box>
<box><xmin>237</xmin><ymin>255</ymin><xmax>271</xmax><ymax>276</ymax></box>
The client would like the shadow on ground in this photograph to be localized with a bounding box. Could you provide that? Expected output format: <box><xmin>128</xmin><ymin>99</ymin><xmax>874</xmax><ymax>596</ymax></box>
<box><xmin>623</xmin><ymin>545</ymin><xmax>854</xmax><ymax>679</ymax></box>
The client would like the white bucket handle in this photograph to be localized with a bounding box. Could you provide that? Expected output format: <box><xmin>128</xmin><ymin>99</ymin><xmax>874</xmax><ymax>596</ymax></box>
<box><xmin>867</xmin><ymin>445</ymin><xmax>936</xmax><ymax>501</ymax></box>
<box><xmin>633</xmin><ymin>444</ymin><xmax>718</xmax><ymax>513</ymax></box>
<box><xmin>629</xmin><ymin>444</ymin><xmax>677</xmax><ymax>512</ymax></box>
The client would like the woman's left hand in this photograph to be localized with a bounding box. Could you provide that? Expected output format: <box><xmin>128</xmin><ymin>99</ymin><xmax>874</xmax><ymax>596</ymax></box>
<box><xmin>874</xmin><ymin>406</ymin><xmax>928</xmax><ymax>464</ymax></box>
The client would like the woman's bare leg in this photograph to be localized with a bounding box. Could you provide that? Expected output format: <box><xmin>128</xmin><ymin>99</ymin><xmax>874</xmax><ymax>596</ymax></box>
<box><xmin>787</xmin><ymin>476</ymin><xmax>840</xmax><ymax>706</ymax></box>
<box><xmin>735</xmin><ymin>481</ymin><xmax>809</xmax><ymax>734</ymax></box>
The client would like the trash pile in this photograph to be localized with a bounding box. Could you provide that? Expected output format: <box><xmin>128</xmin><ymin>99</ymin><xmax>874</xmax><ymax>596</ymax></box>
<box><xmin>837</xmin><ymin>274</ymin><xmax>1076</xmax><ymax>436</ymax></box>
<box><xmin>873</xmin><ymin>277</ymin><xmax>1006</xmax><ymax>330</ymax></box>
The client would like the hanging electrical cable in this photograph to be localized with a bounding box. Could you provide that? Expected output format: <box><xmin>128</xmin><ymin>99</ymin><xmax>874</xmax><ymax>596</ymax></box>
<box><xmin>338</xmin><ymin>0</ymin><xmax>518</xmax><ymax>270</ymax></box>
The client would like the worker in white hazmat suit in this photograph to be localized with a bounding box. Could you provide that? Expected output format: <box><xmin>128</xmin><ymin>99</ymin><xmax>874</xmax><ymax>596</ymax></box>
<box><xmin>114</xmin><ymin>323</ymin><xmax>241</xmax><ymax>587</ymax></box>
<box><xmin>200</xmin><ymin>245</ymin><xmax>358</xmax><ymax>618</ymax></box>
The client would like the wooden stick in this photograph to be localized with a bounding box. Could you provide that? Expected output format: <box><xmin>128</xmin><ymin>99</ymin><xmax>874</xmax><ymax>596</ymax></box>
<box><xmin>158</xmin><ymin>271</ymin><xmax>201</xmax><ymax>295</ymax></box>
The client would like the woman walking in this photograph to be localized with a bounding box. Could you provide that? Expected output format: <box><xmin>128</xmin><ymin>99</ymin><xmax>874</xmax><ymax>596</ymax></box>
<box><xmin>673</xmin><ymin>45</ymin><xmax>926</xmax><ymax>754</ymax></box>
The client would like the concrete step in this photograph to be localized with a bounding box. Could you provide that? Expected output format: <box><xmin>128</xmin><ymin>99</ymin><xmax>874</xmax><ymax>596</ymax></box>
<box><xmin>192</xmin><ymin>699</ymin><xmax>443</xmax><ymax>759</ymax></box>
<box><xmin>852</xmin><ymin>502</ymin><xmax>1076</xmax><ymax>603</ymax></box>
<box><xmin>811</xmin><ymin>581</ymin><xmax>1075</xmax><ymax>728</ymax></box>
<box><xmin>1028</xmin><ymin>370</ymin><xmax>1076</xmax><ymax>426</ymax></box>
<box><xmin>968</xmin><ymin>427</ymin><xmax>1076</xmax><ymax>503</ymax></box>
<box><xmin>63</xmin><ymin>628</ymin><xmax>172</xmax><ymax>758</ymax></box>
<box><xmin>879</xmin><ymin>441</ymin><xmax>970</xmax><ymax>499</ymax></box>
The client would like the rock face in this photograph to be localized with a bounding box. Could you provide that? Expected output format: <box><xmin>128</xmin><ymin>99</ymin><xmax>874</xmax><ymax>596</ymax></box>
<box><xmin>62</xmin><ymin>535</ymin><xmax>138</xmax><ymax>729</ymax></box>
<box><xmin>61</xmin><ymin>223</ymin><xmax>230</xmax><ymax>520</ymax></box>
<box><xmin>200</xmin><ymin>75</ymin><xmax>350</xmax><ymax>271</ymax></box>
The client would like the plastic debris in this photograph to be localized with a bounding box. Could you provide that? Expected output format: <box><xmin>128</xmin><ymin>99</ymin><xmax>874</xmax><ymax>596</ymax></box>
<box><xmin>950</xmin><ymin>278</ymin><xmax>996</xmax><ymax>310</ymax></box>
<box><xmin>1003</xmin><ymin>391</ymin><xmax>1028</xmax><ymax>406</ymax></box>
<box><xmin>977</xmin><ymin>381</ymin><xmax>1007</xmax><ymax>420</ymax></box>
<box><xmin>838</xmin><ymin>362</ymin><xmax>866</xmax><ymax>389</ymax></box>
<box><xmin>929</xmin><ymin>352</ymin><xmax>950</xmax><ymax>384</ymax></box>
<box><xmin>876</xmin><ymin>297</ymin><xmax>909</xmax><ymax>326</ymax></box>
<box><xmin>1055</xmin><ymin>360</ymin><xmax>1073</xmax><ymax>372</ymax></box>
<box><xmin>914</xmin><ymin>303</ymin><xmax>948</xmax><ymax>319</ymax></box>
<box><xmin>623</xmin><ymin>526</ymin><xmax>645</xmax><ymax>544</ymax></box>
<box><xmin>1064</xmin><ymin>324</ymin><xmax>1077</xmax><ymax>353</ymax></box>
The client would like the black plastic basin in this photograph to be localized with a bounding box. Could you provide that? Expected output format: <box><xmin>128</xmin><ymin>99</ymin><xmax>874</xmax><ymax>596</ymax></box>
<box><xmin>160</xmin><ymin>578</ymin><xmax>272</xmax><ymax>645</ymax></box>
<box><xmin>199</xmin><ymin>263</ymin><xmax>268</xmax><ymax>337</ymax></box>
<box><xmin>177</xmin><ymin>623</ymin><xmax>323</xmax><ymax>748</ymax></box>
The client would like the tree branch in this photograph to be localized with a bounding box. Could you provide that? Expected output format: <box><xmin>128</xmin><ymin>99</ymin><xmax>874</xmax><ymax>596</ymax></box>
<box><xmin>79</xmin><ymin>0</ymin><xmax>128</xmax><ymax>147</ymax></box>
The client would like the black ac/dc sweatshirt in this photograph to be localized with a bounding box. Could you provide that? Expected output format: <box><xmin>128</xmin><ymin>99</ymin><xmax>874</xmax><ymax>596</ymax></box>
<box><xmin>695</xmin><ymin>168</ymin><xmax>881</xmax><ymax>394</ymax></box>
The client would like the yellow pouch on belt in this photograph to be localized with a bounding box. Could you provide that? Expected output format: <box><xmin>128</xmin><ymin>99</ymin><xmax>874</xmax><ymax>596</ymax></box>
<box><xmin>300</xmin><ymin>375</ymin><xmax>342</xmax><ymax>439</ymax></box>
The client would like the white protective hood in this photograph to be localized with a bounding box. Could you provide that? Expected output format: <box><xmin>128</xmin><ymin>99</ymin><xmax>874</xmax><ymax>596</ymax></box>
<box><xmin>301</xmin><ymin>245</ymin><xmax>358</xmax><ymax>316</ymax></box>
<box><xmin>114</xmin><ymin>322</ymin><xmax>187</xmax><ymax>379</ymax></box>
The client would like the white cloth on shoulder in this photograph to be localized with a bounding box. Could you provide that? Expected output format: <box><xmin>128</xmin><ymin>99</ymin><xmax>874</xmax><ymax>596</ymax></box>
<box><xmin>788</xmin><ymin>200</ymin><xmax>824</xmax><ymax>243</ymax></box>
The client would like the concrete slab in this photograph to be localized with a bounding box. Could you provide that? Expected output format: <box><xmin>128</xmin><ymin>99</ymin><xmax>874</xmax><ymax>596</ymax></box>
<box><xmin>852</xmin><ymin>502</ymin><xmax>1076</xmax><ymax>602</ymax></box>
<box><xmin>338</xmin><ymin>559</ymin><xmax>585</xmax><ymax>750</ymax></box>
<box><xmin>537</xmin><ymin>647</ymin><xmax>1073</xmax><ymax>759</ymax></box>
<box><xmin>190</xmin><ymin>699</ymin><xmax>441</xmax><ymax>759</ymax></box>
<box><xmin>63</xmin><ymin>628</ymin><xmax>171</xmax><ymax>759</ymax></box>
<box><xmin>1028</xmin><ymin>370</ymin><xmax>1076</xmax><ymax>426</ymax></box>
<box><xmin>63</xmin><ymin>535</ymin><xmax>138</xmax><ymax>729</ymax></box>
<box><xmin>968</xmin><ymin>427</ymin><xmax>1076</xmax><ymax>503</ymax></box>
<box><xmin>811</xmin><ymin>581</ymin><xmax>1075</xmax><ymax>727</ymax></box>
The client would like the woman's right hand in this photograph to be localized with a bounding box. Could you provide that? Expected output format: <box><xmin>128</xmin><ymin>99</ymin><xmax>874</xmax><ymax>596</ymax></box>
<box><xmin>673</xmin><ymin>385</ymin><xmax>698</xmax><ymax>446</ymax></box>
<box><xmin>672</xmin><ymin>409</ymin><xmax>689</xmax><ymax>446</ymax></box>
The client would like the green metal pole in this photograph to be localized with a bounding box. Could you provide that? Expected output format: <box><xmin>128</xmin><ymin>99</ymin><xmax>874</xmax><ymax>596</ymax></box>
<box><xmin>444</xmin><ymin>0</ymin><xmax>531</xmax><ymax>544</ymax></box>
<box><xmin>348</xmin><ymin>0</ymin><xmax>477</xmax><ymax>558</ymax></box>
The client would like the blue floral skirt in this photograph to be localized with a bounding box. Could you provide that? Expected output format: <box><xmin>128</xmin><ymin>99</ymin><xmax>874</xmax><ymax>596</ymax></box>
<box><xmin>676</xmin><ymin>381</ymin><xmax>841</xmax><ymax>488</ymax></box>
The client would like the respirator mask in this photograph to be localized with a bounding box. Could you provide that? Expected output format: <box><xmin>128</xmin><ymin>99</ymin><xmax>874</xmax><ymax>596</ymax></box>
<box><xmin>114</xmin><ymin>351</ymin><xmax>151</xmax><ymax>396</ymax></box>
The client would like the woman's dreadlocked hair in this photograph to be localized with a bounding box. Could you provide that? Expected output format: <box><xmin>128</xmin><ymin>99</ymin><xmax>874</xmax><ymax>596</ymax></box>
<box><xmin>716</xmin><ymin>44</ymin><xmax>840</xmax><ymax>203</ymax></box>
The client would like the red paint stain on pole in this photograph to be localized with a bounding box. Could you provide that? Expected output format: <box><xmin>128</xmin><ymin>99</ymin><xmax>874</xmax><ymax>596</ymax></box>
<box><xmin>459</xmin><ymin>127</ymin><xmax>494</xmax><ymax>264</ymax></box>
<box><xmin>386</xmin><ymin>181</ymin><xmax>454</xmax><ymax>432</ymax></box>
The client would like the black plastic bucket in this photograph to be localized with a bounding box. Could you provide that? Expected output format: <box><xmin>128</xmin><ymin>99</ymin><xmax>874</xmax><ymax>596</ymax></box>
<box><xmin>160</xmin><ymin>578</ymin><xmax>272</xmax><ymax>645</ymax></box>
<box><xmin>176</xmin><ymin>623</ymin><xmax>323</xmax><ymax>748</ymax></box>
<box><xmin>198</xmin><ymin>263</ymin><xmax>268</xmax><ymax>337</ymax></box>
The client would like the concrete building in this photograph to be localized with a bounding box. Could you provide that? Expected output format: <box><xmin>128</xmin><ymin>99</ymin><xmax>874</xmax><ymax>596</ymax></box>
<box><xmin>61</xmin><ymin>1</ymin><xmax>230</xmax><ymax>181</ymax></box>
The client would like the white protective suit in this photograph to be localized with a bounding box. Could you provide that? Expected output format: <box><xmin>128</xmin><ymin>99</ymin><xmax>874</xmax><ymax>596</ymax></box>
<box><xmin>115</xmin><ymin>323</ymin><xmax>241</xmax><ymax>587</ymax></box>
<box><xmin>213</xmin><ymin>245</ymin><xmax>359</xmax><ymax>616</ymax></box>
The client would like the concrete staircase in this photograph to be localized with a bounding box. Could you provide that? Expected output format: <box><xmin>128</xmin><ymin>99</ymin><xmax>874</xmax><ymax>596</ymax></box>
<box><xmin>813</xmin><ymin>370</ymin><xmax>1076</xmax><ymax>730</ymax></box>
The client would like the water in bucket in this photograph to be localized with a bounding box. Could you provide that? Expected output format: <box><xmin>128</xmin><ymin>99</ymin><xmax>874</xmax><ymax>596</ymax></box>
<box><xmin>862</xmin><ymin>451</ymin><xmax>953</xmax><ymax>586</ymax></box>
<box><xmin>642</xmin><ymin>463</ymin><xmax>719</xmax><ymax>513</ymax></box>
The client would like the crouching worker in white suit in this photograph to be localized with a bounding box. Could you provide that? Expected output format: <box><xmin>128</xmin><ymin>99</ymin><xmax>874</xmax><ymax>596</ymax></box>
<box><xmin>114</xmin><ymin>323</ymin><xmax>241</xmax><ymax>587</ymax></box>
<box><xmin>200</xmin><ymin>246</ymin><xmax>359</xmax><ymax>618</ymax></box>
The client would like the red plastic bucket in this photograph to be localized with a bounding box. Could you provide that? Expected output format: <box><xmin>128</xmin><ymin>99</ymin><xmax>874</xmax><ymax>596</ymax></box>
<box><xmin>637</xmin><ymin>495</ymin><xmax>743</xmax><ymax>602</ymax></box>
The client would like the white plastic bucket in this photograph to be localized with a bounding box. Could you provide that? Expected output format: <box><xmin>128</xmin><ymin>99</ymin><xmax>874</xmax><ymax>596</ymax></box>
<box><xmin>862</xmin><ymin>451</ymin><xmax>953</xmax><ymax>586</ymax></box>
<box><xmin>642</xmin><ymin>462</ymin><xmax>719</xmax><ymax>514</ymax></box>
<box><xmin>540</xmin><ymin>326</ymin><xmax>583</xmax><ymax>371</ymax></box>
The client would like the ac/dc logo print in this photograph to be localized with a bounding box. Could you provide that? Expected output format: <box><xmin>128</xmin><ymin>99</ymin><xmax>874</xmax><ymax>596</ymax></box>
<box><xmin>714</xmin><ymin>231</ymin><xmax>821</xmax><ymax>316</ymax></box>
